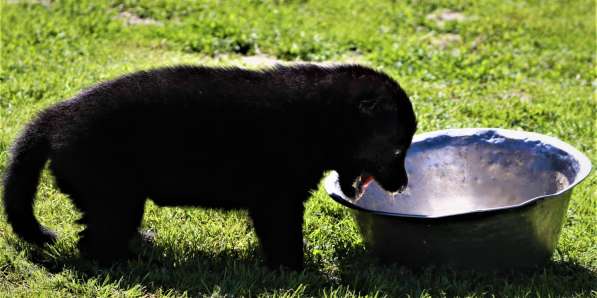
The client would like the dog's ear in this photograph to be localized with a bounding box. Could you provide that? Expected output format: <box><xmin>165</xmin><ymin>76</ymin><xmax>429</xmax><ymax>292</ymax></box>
<box><xmin>358</xmin><ymin>98</ymin><xmax>380</xmax><ymax>115</ymax></box>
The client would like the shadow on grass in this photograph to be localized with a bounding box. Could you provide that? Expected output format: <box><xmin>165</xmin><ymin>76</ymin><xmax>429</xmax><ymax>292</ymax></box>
<box><xmin>20</xmin><ymin>235</ymin><xmax>332</xmax><ymax>296</ymax></box>
<box><xmin>18</xmin><ymin>235</ymin><xmax>597</xmax><ymax>297</ymax></box>
<box><xmin>332</xmin><ymin>245</ymin><xmax>597</xmax><ymax>297</ymax></box>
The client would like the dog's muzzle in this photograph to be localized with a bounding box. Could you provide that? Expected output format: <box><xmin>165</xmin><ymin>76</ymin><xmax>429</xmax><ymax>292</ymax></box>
<box><xmin>377</xmin><ymin>178</ymin><xmax>408</xmax><ymax>194</ymax></box>
<box><xmin>373</xmin><ymin>168</ymin><xmax>408</xmax><ymax>194</ymax></box>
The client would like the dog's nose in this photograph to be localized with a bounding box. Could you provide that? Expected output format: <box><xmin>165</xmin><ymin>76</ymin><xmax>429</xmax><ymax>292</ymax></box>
<box><xmin>378</xmin><ymin>176</ymin><xmax>408</xmax><ymax>193</ymax></box>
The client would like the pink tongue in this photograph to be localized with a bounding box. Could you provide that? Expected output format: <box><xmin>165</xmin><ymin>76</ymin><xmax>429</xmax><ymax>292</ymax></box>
<box><xmin>362</xmin><ymin>176</ymin><xmax>374</xmax><ymax>188</ymax></box>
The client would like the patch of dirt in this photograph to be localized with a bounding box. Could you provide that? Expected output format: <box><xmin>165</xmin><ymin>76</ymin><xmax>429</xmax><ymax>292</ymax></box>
<box><xmin>6</xmin><ymin>0</ymin><xmax>51</xmax><ymax>6</ymax></box>
<box><xmin>426</xmin><ymin>9</ymin><xmax>466</xmax><ymax>27</ymax></box>
<box><xmin>239</xmin><ymin>54</ymin><xmax>283</xmax><ymax>67</ymax></box>
<box><xmin>215</xmin><ymin>52</ymin><xmax>369</xmax><ymax>68</ymax></box>
<box><xmin>117</xmin><ymin>11</ymin><xmax>163</xmax><ymax>26</ymax></box>
<box><xmin>337</xmin><ymin>51</ymin><xmax>369</xmax><ymax>65</ymax></box>
<box><xmin>501</xmin><ymin>91</ymin><xmax>532</xmax><ymax>102</ymax></box>
<box><xmin>430</xmin><ymin>33</ymin><xmax>463</xmax><ymax>49</ymax></box>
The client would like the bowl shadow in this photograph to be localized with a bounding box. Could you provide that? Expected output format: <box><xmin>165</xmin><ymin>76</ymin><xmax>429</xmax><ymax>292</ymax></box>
<box><xmin>332</xmin><ymin>244</ymin><xmax>597</xmax><ymax>297</ymax></box>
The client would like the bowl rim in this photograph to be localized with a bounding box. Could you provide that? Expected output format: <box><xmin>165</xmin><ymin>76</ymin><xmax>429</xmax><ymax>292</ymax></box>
<box><xmin>324</xmin><ymin>128</ymin><xmax>593</xmax><ymax>219</ymax></box>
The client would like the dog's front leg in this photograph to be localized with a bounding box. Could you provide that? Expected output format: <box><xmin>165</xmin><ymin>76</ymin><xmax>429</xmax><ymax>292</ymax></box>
<box><xmin>249</xmin><ymin>198</ymin><xmax>305</xmax><ymax>271</ymax></box>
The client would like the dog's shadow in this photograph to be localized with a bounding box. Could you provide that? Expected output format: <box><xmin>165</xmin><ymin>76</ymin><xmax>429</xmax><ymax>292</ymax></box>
<box><xmin>22</xmin><ymin>236</ymin><xmax>597</xmax><ymax>297</ymax></box>
<box><xmin>22</xmin><ymin>234</ymin><xmax>332</xmax><ymax>296</ymax></box>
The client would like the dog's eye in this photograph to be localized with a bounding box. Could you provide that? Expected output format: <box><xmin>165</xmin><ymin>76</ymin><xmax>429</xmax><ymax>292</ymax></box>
<box><xmin>394</xmin><ymin>149</ymin><xmax>402</xmax><ymax>156</ymax></box>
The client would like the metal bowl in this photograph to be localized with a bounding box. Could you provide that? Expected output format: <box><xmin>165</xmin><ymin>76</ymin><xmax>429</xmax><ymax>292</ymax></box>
<box><xmin>324</xmin><ymin>128</ymin><xmax>592</xmax><ymax>270</ymax></box>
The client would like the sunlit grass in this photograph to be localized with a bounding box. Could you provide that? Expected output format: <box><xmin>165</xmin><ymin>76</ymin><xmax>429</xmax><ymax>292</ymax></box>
<box><xmin>1</xmin><ymin>0</ymin><xmax>595</xmax><ymax>297</ymax></box>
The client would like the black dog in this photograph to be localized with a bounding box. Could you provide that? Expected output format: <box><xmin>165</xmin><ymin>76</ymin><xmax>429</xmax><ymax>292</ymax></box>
<box><xmin>3</xmin><ymin>64</ymin><xmax>416</xmax><ymax>270</ymax></box>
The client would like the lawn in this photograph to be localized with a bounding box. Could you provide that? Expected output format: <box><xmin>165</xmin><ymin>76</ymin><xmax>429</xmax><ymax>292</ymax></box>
<box><xmin>0</xmin><ymin>0</ymin><xmax>595</xmax><ymax>297</ymax></box>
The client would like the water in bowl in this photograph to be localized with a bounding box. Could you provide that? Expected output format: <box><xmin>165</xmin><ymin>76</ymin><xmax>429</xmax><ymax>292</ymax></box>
<box><xmin>352</xmin><ymin>136</ymin><xmax>574</xmax><ymax>217</ymax></box>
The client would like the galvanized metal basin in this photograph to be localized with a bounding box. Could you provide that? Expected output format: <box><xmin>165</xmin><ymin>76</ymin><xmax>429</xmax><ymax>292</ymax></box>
<box><xmin>324</xmin><ymin>128</ymin><xmax>592</xmax><ymax>270</ymax></box>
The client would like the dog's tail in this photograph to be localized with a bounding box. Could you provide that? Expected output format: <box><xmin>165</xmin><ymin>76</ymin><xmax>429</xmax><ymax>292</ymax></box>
<box><xmin>3</xmin><ymin>117</ymin><xmax>56</xmax><ymax>245</ymax></box>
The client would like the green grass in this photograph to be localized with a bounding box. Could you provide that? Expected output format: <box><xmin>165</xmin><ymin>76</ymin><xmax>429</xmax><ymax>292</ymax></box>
<box><xmin>0</xmin><ymin>0</ymin><xmax>595</xmax><ymax>297</ymax></box>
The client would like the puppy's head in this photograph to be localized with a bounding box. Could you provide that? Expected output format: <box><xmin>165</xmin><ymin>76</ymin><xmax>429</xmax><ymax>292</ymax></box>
<box><xmin>337</xmin><ymin>67</ymin><xmax>417</xmax><ymax>198</ymax></box>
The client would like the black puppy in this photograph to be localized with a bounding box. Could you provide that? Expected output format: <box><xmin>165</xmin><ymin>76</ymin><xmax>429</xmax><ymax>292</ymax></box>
<box><xmin>3</xmin><ymin>64</ymin><xmax>416</xmax><ymax>270</ymax></box>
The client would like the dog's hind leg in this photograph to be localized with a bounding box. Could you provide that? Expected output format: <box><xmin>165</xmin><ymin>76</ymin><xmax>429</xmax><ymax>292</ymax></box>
<box><xmin>249</xmin><ymin>197</ymin><xmax>305</xmax><ymax>270</ymax></box>
<box><xmin>75</xmin><ymin>187</ymin><xmax>146</xmax><ymax>265</ymax></box>
<box><xmin>51</xmin><ymin>154</ymin><xmax>148</xmax><ymax>265</ymax></box>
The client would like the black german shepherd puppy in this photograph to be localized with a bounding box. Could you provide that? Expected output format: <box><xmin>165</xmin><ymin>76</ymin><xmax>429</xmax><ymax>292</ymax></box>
<box><xmin>3</xmin><ymin>64</ymin><xmax>416</xmax><ymax>270</ymax></box>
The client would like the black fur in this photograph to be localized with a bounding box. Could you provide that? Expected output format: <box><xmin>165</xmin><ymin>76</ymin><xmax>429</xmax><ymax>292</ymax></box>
<box><xmin>3</xmin><ymin>64</ymin><xmax>416</xmax><ymax>270</ymax></box>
